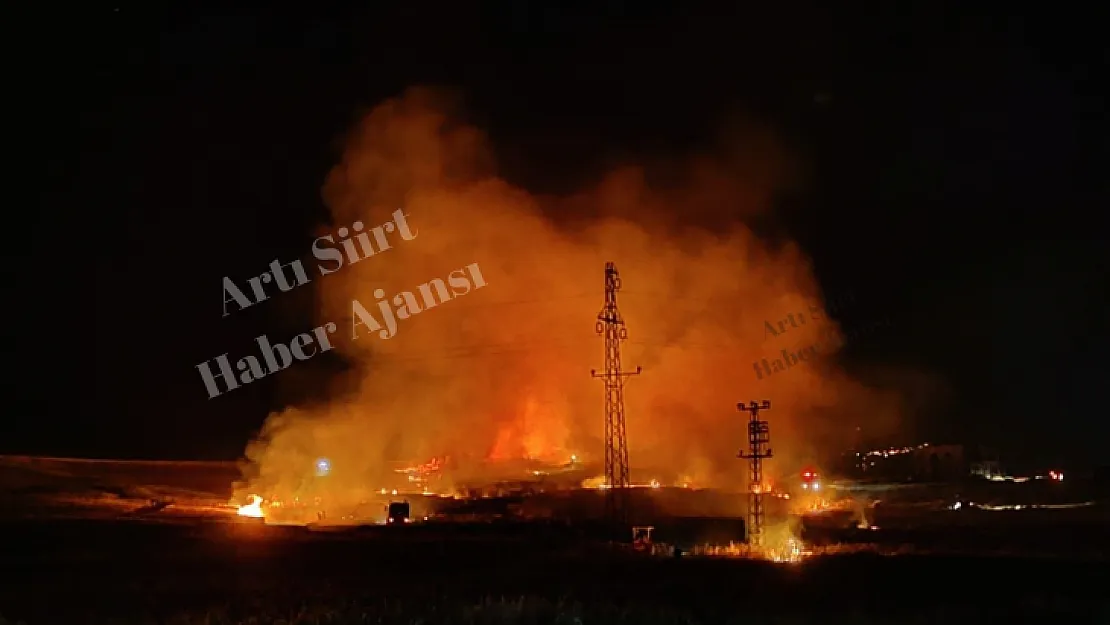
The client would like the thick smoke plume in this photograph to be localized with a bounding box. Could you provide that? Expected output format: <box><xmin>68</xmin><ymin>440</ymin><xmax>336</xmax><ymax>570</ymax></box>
<box><xmin>235</xmin><ymin>88</ymin><xmax>906</xmax><ymax>506</ymax></box>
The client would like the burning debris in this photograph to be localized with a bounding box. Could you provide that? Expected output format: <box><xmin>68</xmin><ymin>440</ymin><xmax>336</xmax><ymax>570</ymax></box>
<box><xmin>237</xmin><ymin>494</ymin><xmax>264</xmax><ymax>518</ymax></box>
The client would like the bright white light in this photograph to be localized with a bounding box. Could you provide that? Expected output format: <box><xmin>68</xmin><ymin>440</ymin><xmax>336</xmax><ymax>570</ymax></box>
<box><xmin>812</xmin><ymin>482</ymin><xmax>820</xmax><ymax>491</ymax></box>
<box><xmin>237</xmin><ymin>494</ymin><xmax>264</xmax><ymax>518</ymax></box>
<box><xmin>315</xmin><ymin>458</ymin><xmax>331</xmax><ymax>476</ymax></box>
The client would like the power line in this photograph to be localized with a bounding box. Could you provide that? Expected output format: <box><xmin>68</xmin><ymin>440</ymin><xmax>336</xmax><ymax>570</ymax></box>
<box><xmin>443</xmin><ymin>293</ymin><xmax>597</xmax><ymax>311</ymax></box>
<box><xmin>316</xmin><ymin>337</ymin><xmax>754</xmax><ymax>366</ymax></box>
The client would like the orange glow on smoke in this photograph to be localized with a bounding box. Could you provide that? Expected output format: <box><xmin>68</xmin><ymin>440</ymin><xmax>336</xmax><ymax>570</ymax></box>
<box><xmin>488</xmin><ymin>396</ymin><xmax>569</xmax><ymax>463</ymax></box>
<box><xmin>487</xmin><ymin>426</ymin><xmax>521</xmax><ymax>461</ymax></box>
<box><xmin>230</xmin><ymin>87</ymin><xmax>925</xmax><ymax>515</ymax></box>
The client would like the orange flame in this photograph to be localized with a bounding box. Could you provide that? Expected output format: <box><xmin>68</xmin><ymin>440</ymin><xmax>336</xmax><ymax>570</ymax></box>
<box><xmin>237</xmin><ymin>494</ymin><xmax>264</xmax><ymax>518</ymax></box>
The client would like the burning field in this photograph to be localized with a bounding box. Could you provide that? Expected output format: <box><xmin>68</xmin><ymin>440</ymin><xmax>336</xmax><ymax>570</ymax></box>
<box><xmin>228</xmin><ymin>87</ymin><xmax>934</xmax><ymax>524</ymax></box>
<box><xmin>3</xmin><ymin>507</ymin><xmax>1107</xmax><ymax>625</ymax></box>
<box><xmin>9</xmin><ymin>88</ymin><xmax>1103</xmax><ymax>624</ymax></box>
<box><xmin>3</xmin><ymin>453</ymin><xmax>1107</xmax><ymax>624</ymax></box>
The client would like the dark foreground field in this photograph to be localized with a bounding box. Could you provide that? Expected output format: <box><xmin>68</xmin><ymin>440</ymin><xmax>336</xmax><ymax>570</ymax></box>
<box><xmin>2</xmin><ymin>518</ymin><xmax>1108</xmax><ymax>625</ymax></box>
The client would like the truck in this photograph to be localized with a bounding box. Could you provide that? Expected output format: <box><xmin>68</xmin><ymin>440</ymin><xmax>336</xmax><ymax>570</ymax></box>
<box><xmin>386</xmin><ymin>500</ymin><xmax>411</xmax><ymax>524</ymax></box>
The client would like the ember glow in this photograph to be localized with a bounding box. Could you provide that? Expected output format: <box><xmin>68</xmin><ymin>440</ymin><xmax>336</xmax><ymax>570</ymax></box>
<box><xmin>232</xmin><ymin>88</ymin><xmax>919</xmax><ymax>516</ymax></box>
<box><xmin>690</xmin><ymin>522</ymin><xmax>811</xmax><ymax>563</ymax></box>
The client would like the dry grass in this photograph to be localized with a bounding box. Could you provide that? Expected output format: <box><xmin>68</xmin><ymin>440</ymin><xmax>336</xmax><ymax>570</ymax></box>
<box><xmin>5</xmin><ymin>591</ymin><xmax>1106</xmax><ymax>625</ymax></box>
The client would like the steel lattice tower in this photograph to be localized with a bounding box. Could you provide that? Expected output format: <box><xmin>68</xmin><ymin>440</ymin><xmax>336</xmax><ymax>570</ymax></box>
<box><xmin>737</xmin><ymin>400</ymin><xmax>773</xmax><ymax>547</ymax></box>
<box><xmin>590</xmin><ymin>262</ymin><xmax>641</xmax><ymax>528</ymax></box>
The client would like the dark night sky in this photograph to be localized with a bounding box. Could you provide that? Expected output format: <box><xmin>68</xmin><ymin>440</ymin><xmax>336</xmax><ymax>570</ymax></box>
<box><xmin>11</xmin><ymin>3</ymin><xmax>1107</xmax><ymax>468</ymax></box>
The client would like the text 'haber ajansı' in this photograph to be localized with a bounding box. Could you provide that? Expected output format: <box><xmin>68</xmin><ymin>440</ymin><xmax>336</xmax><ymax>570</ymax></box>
<box><xmin>198</xmin><ymin>263</ymin><xmax>487</xmax><ymax>399</ymax></box>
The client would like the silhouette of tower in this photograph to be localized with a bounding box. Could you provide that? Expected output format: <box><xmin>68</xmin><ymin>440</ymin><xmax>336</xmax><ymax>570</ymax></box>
<box><xmin>738</xmin><ymin>400</ymin><xmax>772</xmax><ymax>547</ymax></box>
<box><xmin>590</xmin><ymin>262</ymin><xmax>641</xmax><ymax>528</ymax></box>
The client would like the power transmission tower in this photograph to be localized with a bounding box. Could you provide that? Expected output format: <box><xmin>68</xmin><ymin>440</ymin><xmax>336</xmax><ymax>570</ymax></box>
<box><xmin>737</xmin><ymin>400</ymin><xmax>772</xmax><ymax>548</ymax></box>
<box><xmin>590</xmin><ymin>262</ymin><xmax>641</xmax><ymax>530</ymax></box>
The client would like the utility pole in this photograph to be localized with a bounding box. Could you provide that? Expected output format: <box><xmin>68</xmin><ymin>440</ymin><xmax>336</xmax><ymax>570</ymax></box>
<box><xmin>738</xmin><ymin>400</ymin><xmax>772</xmax><ymax>548</ymax></box>
<box><xmin>590</xmin><ymin>262</ymin><xmax>641</xmax><ymax>531</ymax></box>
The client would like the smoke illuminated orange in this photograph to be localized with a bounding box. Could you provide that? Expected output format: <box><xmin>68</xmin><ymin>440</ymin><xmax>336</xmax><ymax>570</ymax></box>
<box><xmin>232</xmin><ymin>87</ymin><xmax>917</xmax><ymax>515</ymax></box>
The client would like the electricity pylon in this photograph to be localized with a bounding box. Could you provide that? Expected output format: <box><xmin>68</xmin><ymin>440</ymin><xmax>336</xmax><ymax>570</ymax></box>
<box><xmin>738</xmin><ymin>400</ymin><xmax>772</xmax><ymax>547</ymax></box>
<box><xmin>590</xmin><ymin>262</ymin><xmax>641</xmax><ymax>529</ymax></box>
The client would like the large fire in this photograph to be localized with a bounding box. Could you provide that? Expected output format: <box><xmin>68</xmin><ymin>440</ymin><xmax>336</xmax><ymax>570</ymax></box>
<box><xmin>230</xmin><ymin>87</ymin><xmax>915</xmax><ymax>516</ymax></box>
<box><xmin>487</xmin><ymin>397</ymin><xmax>569</xmax><ymax>462</ymax></box>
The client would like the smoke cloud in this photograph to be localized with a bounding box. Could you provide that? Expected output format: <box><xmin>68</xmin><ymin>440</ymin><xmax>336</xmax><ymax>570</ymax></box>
<box><xmin>235</xmin><ymin>87</ymin><xmax>907</xmax><ymax>506</ymax></box>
